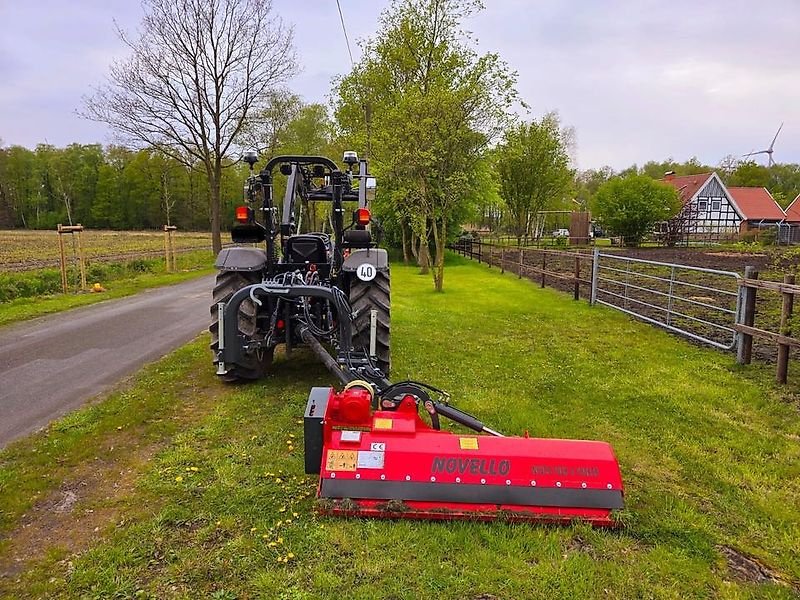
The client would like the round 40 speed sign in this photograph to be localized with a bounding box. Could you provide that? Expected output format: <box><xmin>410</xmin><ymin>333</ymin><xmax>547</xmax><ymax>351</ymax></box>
<box><xmin>356</xmin><ymin>263</ymin><xmax>377</xmax><ymax>282</ymax></box>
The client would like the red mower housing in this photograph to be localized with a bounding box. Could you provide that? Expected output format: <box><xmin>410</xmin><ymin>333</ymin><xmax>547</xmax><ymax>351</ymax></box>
<box><xmin>304</xmin><ymin>386</ymin><xmax>624</xmax><ymax>526</ymax></box>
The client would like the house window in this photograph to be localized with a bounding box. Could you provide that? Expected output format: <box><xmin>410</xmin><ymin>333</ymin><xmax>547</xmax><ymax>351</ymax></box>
<box><xmin>698</xmin><ymin>199</ymin><xmax>708</xmax><ymax>212</ymax></box>
<box><xmin>711</xmin><ymin>199</ymin><xmax>721</xmax><ymax>211</ymax></box>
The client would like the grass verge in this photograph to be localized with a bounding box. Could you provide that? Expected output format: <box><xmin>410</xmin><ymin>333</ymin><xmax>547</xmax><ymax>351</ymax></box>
<box><xmin>0</xmin><ymin>250</ymin><xmax>215</xmax><ymax>327</ymax></box>
<box><xmin>1</xmin><ymin>256</ymin><xmax>799</xmax><ymax>598</ymax></box>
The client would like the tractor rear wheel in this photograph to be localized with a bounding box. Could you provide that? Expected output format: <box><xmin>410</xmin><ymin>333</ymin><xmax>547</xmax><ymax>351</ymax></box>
<box><xmin>349</xmin><ymin>270</ymin><xmax>391</xmax><ymax>375</ymax></box>
<box><xmin>209</xmin><ymin>270</ymin><xmax>273</xmax><ymax>382</ymax></box>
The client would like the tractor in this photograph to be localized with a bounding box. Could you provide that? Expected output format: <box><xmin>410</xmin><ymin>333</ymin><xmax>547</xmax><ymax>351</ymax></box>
<box><xmin>210</xmin><ymin>151</ymin><xmax>390</xmax><ymax>383</ymax></box>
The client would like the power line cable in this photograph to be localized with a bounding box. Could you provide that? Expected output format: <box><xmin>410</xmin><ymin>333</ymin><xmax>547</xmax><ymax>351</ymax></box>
<box><xmin>335</xmin><ymin>0</ymin><xmax>354</xmax><ymax>66</ymax></box>
<box><xmin>335</xmin><ymin>0</ymin><xmax>372</xmax><ymax>160</ymax></box>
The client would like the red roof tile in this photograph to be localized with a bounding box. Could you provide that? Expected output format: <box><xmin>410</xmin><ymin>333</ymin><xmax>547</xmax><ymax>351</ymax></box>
<box><xmin>659</xmin><ymin>173</ymin><xmax>713</xmax><ymax>203</ymax></box>
<box><xmin>786</xmin><ymin>194</ymin><xmax>800</xmax><ymax>222</ymax></box>
<box><xmin>727</xmin><ymin>187</ymin><xmax>785</xmax><ymax>221</ymax></box>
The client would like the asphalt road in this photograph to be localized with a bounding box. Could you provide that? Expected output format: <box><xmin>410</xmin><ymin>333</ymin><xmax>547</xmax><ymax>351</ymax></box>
<box><xmin>0</xmin><ymin>275</ymin><xmax>215</xmax><ymax>448</ymax></box>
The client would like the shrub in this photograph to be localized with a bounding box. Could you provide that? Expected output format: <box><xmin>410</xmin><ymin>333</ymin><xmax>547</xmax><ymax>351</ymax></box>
<box><xmin>1</xmin><ymin>257</ymin><xmax>159</xmax><ymax>303</ymax></box>
<box><xmin>592</xmin><ymin>175</ymin><xmax>682</xmax><ymax>247</ymax></box>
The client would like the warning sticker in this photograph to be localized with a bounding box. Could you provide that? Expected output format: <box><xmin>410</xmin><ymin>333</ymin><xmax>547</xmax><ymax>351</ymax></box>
<box><xmin>357</xmin><ymin>450</ymin><xmax>385</xmax><ymax>469</ymax></box>
<box><xmin>374</xmin><ymin>418</ymin><xmax>393</xmax><ymax>430</ymax></box>
<box><xmin>325</xmin><ymin>450</ymin><xmax>357</xmax><ymax>471</ymax></box>
<box><xmin>459</xmin><ymin>437</ymin><xmax>479</xmax><ymax>450</ymax></box>
<box><xmin>340</xmin><ymin>430</ymin><xmax>362</xmax><ymax>443</ymax></box>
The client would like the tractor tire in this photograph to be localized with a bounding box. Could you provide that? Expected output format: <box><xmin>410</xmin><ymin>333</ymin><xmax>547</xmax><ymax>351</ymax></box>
<box><xmin>209</xmin><ymin>270</ymin><xmax>273</xmax><ymax>382</ymax></box>
<box><xmin>349</xmin><ymin>270</ymin><xmax>391</xmax><ymax>375</ymax></box>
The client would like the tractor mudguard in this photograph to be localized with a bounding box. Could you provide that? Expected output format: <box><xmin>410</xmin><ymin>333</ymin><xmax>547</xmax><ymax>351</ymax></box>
<box><xmin>214</xmin><ymin>247</ymin><xmax>268</xmax><ymax>272</ymax></box>
<box><xmin>341</xmin><ymin>248</ymin><xmax>388</xmax><ymax>272</ymax></box>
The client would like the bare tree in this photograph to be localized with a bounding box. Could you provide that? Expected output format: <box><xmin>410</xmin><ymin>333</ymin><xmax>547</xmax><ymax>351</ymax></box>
<box><xmin>83</xmin><ymin>0</ymin><xmax>296</xmax><ymax>253</ymax></box>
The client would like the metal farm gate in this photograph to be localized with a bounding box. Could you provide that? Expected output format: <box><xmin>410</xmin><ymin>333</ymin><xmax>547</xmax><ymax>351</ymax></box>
<box><xmin>590</xmin><ymin>250</ymin><xmax>742</xmax><ymax>350</ymax></box>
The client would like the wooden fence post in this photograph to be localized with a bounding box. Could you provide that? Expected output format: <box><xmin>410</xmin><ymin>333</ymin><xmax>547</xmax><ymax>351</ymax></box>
<box><xmin>76</xmin><ymin>227</ymin><xmax>87</xmax><ymax>291</ymax></box>
<box><xmin>776</xmin><ymin>273</ymin><xmax>795</xmax><ymax>384</ymax></box>
<box><xmin>500</xmin><ymin>247</ymin><xmax>505</xmax><ymax>274</ymax></box>
<box><xmin>57</xmin><ymin>224</ymin><xmax>68</xmax><ymax>294</ymax></box>
<box><xmin>736</xmin><ymin>266</ymin><xmax>758</xmax><ymax>365</ymax></box>
<box><xmin>164</xmin><ymin>227</ymin><xmax>171</xmax><ymax>272</ymax></box>
<box><xmin>57</xmin><ymin>224</ymin><xmax>86</xmax><ymax>293</ymax></box>
<box><xmin>541</xmin><ymin>251</ymin><xmax>546</xmax><ymax>288</ymax></box>
<box><xmin>518</xmin><ymin>247</ymin><xmax>523</xmax><ymax>279</ymax></box>
<box><xmin>574</xmin><ymin>254</ymin><xmax>580</xmax><ymax>300</ymax></box>
<box><xmin>171</xmin><ymin>230</ymin><xmax>177</xmax><ymax>271</ymax></box>
<box><xmin>487</xmin><ymin>243</ymin><xmax>492</xmax><ymax>268</ymax></box>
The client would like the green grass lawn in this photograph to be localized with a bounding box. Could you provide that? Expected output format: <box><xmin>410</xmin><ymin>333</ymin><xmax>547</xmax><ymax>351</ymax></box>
<box><xmin>1</xmin><ymin>256</ymin><xmax>799</xmax><ymax>599</ymax></box>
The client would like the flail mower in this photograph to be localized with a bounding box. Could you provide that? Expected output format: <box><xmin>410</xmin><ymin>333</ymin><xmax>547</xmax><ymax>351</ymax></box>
<box><xmin>304</xmin><ymin>381</ymin><xmax>623</xmax><ymax>526</ymax></box>
<box><xmin>213</xmin><ymin>152</ymin><xmax>624</xmax><ymax>526</ymax></box>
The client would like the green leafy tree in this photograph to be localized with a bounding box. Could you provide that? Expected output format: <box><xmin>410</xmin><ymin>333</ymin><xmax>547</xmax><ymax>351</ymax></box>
<box><xmin>592</xmin><ymin>174</ymin><xmax>681</xmax><ymax>247</ymax></box>
<box><xmin>334</xmin><ymin>0</ymin><xmax>518</xmax><ymax>291</ymax></box>
<box><xmin>575</xmin><ymin>166</ymin><xmax>615</xmax><ymax>208</ymax></box>
<box><xmin>768</xmin><ymin>163</ymin><xmax>800</xmax><ymax>207</ymax></box>
<box><xmin>278</xmin><ymin>104</ymin><xmax>334</xmax><ymax>156</ymax></box>
<box><xmin>727</xmin><ymin>160</ymin><xmax>771</xmax><ymax>188</ymax></box>
<box><xmin>494</xmin><ymin>113</ymin><xmax>573</xmax><ymax>244</ymax></box>
<box><xmin>0</xmin><ymin>146</ymin><xmax>37</xmax><ymax>227</ymax></box>
<box><xmin>640</xmin><ymin>157</ymin><xmax>712</xmax><ymax>179</ymax></box>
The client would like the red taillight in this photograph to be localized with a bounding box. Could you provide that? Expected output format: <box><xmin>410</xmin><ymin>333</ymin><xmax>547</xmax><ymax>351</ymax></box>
<box><xmin>355</xmin><ymin>207</ymin><xmax>371</xmax><ymax>226</ymax></box>
<box><xmin>235</xmin><ymin>206</ymin><xmax>251</xmax><ymax>223</ymax></box>
<box><xmin>277</xmin><ymin>319</ymin><xmax>285</xmax><ymax>330</ymax></box>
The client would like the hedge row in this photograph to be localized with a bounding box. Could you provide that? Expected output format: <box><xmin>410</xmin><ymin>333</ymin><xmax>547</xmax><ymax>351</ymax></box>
<box><xmin>0</xmin><ymin>258</ymin><xmax>157</xmax><ymax>303</ymax></box>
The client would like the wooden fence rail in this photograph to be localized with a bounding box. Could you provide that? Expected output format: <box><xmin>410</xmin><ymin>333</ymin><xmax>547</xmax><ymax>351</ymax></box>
<box><xmin>451</xmin><ymin>239</ymin><xmax>593</xmax><ymax>301</ymax></box>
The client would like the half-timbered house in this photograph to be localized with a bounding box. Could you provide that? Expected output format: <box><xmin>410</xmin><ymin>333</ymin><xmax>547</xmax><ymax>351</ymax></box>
<box><xmin>660</xmin><ymin>172</ymin><xmax>788</xmax><ymax>243</ymax></box>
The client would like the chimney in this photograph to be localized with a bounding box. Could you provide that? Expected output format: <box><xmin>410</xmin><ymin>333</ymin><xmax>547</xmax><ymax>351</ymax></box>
<box><xmin>664</xmin><ymin>171</ymin><xmax>676</xmax><ymax>181</ymax></box>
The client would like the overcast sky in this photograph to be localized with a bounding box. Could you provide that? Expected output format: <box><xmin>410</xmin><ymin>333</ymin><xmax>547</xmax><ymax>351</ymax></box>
<box><xmin>0</xmin><ymin>0</ymin><xmax>797</xmax><ymax>170</ymax></box>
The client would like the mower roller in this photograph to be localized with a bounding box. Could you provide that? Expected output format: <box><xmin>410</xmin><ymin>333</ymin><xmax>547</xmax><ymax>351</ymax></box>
<box><xmin>214</xmin><ymin>151</ymin><xmax>624</xmax><ymax>525</ymax></box>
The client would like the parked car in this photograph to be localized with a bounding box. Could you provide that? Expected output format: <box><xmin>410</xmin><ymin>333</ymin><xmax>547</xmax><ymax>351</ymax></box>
<box><xmin>552</xmin><ymin>228</ymin><xmax>570</xmax><ymax>238</ymax></box>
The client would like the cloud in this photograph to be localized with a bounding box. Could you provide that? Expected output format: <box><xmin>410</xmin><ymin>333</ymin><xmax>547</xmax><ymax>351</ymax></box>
<box><xmin>462</xmin><ymin>0</ymin><xmax>800</xmax><ymax>169</ymax></box>
<box><xmin>1</xmin><ymin>0</ymin><xmax>797</xmax><ymax>170</ymax></box>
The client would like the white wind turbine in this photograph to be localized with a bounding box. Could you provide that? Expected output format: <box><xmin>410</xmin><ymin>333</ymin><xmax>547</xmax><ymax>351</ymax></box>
<box><xmin>743</xmin><ymin>123</ymin><xmax>783</xmax><ymax>167</ymax></box>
